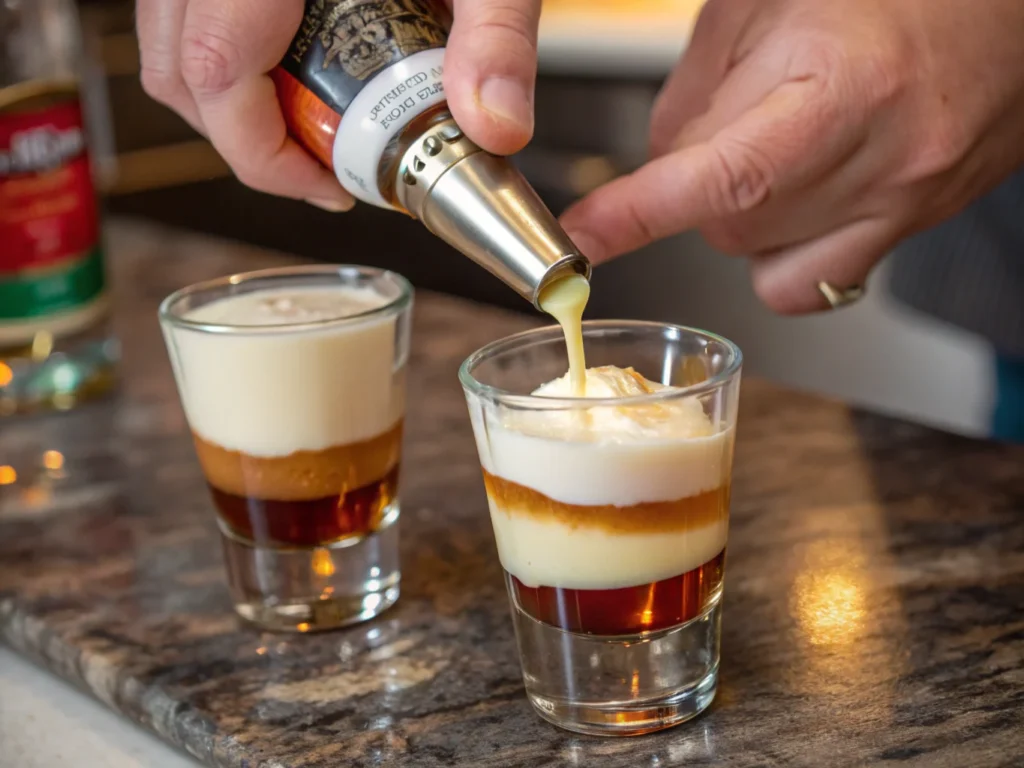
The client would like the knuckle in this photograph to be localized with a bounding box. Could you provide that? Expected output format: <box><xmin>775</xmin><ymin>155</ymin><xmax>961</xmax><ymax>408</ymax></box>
<box><xmin>705</xmin><ymin>139</ymin><xmax>773</xmax><ymax>218</ymax></box>
<box><xmin>180</xmin><ymin>22</ymin><xmax>243</xmax><ymax>94</ymax></box>
<box><xmin>788</xmin><ymin>35</ymin><xmax>846</xmax><ymax>80</ymax></box>
<box><xmin>790</xmin><ymin>31</ymin><xmax>914</xmax><ymax>117</ymax></box>
<box><xmin>838</xmin><ymin>53</ymin><xmax>912</xmax><ymax>129</ymax></box>
<box><xmin>858</xmin><ymin>51</ymin><xmax>912</xmax><ymax>110</ymax></box>
<box><xmin>911</xmin><ymin>118</ymin><xmax>972</xmax><ymax>179</ymax></box>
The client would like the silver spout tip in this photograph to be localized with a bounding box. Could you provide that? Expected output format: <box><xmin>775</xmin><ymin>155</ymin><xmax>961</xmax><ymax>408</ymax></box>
<box><xmin>395</xmin><ymin>115</ymin><xmax>593</xmax><ymax>309</ymax></box>
<box><xmin>532</xmin><ymin>254</ymin><xmax>592</xmax><ymax>310</ymax></box>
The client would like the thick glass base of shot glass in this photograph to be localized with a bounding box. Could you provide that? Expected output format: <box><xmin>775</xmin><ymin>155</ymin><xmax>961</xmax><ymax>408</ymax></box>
<box><xmin>508</xmin><ymin>575</ymin><xmax>722</xmax><ymax>737</ymax></box>
<box><xmin>220</xmin><ymin>505</ymin><xmax>401</xmax><ymax>633</ymax></box>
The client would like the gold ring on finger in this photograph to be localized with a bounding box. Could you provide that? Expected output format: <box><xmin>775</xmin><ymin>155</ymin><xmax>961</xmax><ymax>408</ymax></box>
<box><xmin>818</xmin><ymin>281</ymin><xmax>865</xmax><ymax>310</ymax></box>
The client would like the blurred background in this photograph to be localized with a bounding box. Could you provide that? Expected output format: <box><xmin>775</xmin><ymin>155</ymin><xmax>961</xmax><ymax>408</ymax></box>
<box><xmin>78</xmin><ymin>0</ymin><xmax>992</xmax><ymax>436</ymax></box>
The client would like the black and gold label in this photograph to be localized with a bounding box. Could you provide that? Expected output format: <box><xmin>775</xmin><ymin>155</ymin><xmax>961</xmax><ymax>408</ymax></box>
<box><xmin>282</xmin><ymin>0</ymin><xmax>451</xmax><ymax>115</ymax></box>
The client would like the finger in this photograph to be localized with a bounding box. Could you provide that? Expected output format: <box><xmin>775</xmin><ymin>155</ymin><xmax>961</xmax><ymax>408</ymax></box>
<box><xmin>180</xmin><ymin>0</ymin><xmax>353</xmax><ymax>207</ymax></box>
<box><xmin>747</xmin><ymin>217</ymin><xmax>892</xmax><ymax>314</ymax></box>
<box><xmin>649</xmin><ymin>0</ymin><xmax>758</xmax><ymax>158</ymax></box>
<box><xmin>137</xmin><ymin>0</ymin><xmax>205</xmax><ymax>134</ymax></box>
<box><xmin>562</xmin><ymin>77</ymin><xmax>848</xmax><ymax>263</ymax></box>
<box><xmin>445</xmin><ymin>0</ymin><xmax>542</xmax><ymax>155</ymax></box>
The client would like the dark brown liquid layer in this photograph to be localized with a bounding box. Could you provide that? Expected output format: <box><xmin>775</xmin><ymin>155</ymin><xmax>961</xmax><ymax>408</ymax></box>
<box><xmin>511</xmin><ymin>549</ymin><xmax>725</xmax><ymax>635</ymax></box>
<box><xmin>211</xmin><ymin>465</ymin><xmax>399</xmax><ymax>548</ymax></box>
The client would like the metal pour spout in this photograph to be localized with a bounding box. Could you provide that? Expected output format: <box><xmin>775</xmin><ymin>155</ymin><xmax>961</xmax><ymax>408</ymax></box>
<box><xmin>393</xmin><ymin>115</ymin><xmax>591</xmax><ymax>309</ymax></box>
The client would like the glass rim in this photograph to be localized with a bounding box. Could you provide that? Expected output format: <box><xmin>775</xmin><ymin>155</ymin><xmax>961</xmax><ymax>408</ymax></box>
<box><xmin>458</xmin><ymin>319</ymin><xmax>743</xmax><ymax>409</ymax></box>
<box><xmin>158</xmin><ymin>264</ymin><xmax>413</xmax><ymax>335</ymax></box>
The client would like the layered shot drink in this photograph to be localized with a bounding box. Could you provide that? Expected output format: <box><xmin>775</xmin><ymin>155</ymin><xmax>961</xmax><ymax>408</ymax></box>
<box><xmin>160</xmin><ymin>266</ymin><xmax>411</xmax><ymax>632</ymax></box>
<box><xmin>461</xmin><ymin>321</ymin><xmax>741</xmax><ymax>736</ymax></box>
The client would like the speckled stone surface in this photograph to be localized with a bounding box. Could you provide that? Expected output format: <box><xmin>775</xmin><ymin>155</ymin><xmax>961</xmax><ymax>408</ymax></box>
<box><xmin>2</xmin><ymin>220</ymin><xmax>1023</xmax><ymax>767</ymax></box>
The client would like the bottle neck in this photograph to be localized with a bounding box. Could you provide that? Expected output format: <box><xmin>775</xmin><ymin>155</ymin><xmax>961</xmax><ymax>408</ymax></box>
<box><xmin>376</xmin><ymin>103</ymin><xmax>453</xmax><ymax>211</ymax></box>
<box><xmin>387</xmin><ymin>111</ymin><xmax>591</xmax><ymax>307</ymax></box>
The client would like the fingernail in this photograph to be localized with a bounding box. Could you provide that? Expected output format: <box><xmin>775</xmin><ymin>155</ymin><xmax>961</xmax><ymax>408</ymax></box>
<box><xmin>306</xmin><ymin>197</ymin><xmax>354</xmax><ymax>213</ymax></box>
<box><xmin>479</xmin><ymin>77</ymin><xmax>532</xmax><ymax>131</ymax></box>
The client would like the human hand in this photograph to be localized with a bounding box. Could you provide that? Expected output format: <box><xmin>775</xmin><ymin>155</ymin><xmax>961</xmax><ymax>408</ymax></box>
<box><xmin>137</xmin><ymin>0</ymin><xmax>541</xmax><ymax>211</ymax></box>
<box><xmin>560</xmin><ymin>0</ymin><xmax>1024</xmax><ymax>313</ymax></box>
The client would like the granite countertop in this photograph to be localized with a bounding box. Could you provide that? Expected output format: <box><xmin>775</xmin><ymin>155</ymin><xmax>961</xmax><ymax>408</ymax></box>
<box><xmin>1</xmin><ymin>220</ymin><xmax>1023</xmax><ymax>767</ymax></box>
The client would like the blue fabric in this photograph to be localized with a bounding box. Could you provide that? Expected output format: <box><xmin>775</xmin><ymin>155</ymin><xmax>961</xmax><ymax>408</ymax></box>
<box><xmin>992</xmin><ymin>355</ymin><xmax>1024</xmax><ymax>442</ymax></box>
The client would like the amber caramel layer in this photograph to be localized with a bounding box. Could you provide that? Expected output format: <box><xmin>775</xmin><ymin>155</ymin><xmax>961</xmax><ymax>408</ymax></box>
<box><xmin>193</xmin><ymin>421</ymin><xmax>403</xmax><ymax>502</ymax></box>
<box><xmin>482</xmin><ymin>470</ymin><xmax>729</xmax><ymax>534</ymax></box>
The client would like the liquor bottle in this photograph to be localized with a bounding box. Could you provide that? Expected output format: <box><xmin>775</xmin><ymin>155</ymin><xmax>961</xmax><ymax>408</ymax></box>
<box><xmin>0</xmin><ymin>0</ymin><xmax>118</xmax><ymax>415</ymax></box>
<box><xmin>272</xmin><ymin>0</ymin><xmax>590</xmax><ymax>308</ymax></box>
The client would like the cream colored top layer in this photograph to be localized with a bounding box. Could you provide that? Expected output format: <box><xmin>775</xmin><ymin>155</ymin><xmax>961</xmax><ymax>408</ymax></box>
<box><xmin>473</xmin><ymin>366</ymin><xmax>731</xmax><ymax>506</ymax></box>
<box><xmin>166</xmin><ymin>286</ymin><xmax>403</xmax><ymax>457</ymax></box>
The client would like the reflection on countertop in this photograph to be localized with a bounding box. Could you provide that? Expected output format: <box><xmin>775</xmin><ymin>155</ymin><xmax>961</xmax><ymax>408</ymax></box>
<box><xmin>1</xmin><ymin>219</ymin><xmax>1023</xmax><ymax>767</ymax></box>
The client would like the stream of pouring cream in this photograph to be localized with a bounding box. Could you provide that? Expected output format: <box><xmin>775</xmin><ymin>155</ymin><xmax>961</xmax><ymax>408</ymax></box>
<box><xmin>538</xmin><ymin>274</ymin><xmax>590</xmax><ymax>397</ymax></box>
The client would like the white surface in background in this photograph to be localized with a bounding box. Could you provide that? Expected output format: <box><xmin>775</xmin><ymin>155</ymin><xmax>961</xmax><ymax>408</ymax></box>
<box><xmin>592</xmin><ymin>234</ymin><xmax>994</xmax><ymax>436</ymax></box>
<box><xmin>0</xmin><ymin>647</ymin><xmax>198</xmax><ymax>768</ymax></box>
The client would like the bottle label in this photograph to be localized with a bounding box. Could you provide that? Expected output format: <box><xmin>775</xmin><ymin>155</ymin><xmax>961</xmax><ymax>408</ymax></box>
<box><xmin>0</xmin><ymin>96</ymin><xmax>105</xmax><ymax>321</ymax></box>
<box><xmin>331</xmin><ymin>48</ymin><xmax>447</xmax><ymax>208</ymax></box>
<box><xmin>280</xmin><ymin>0</ymin><xmax>450</xmax><ymax>115</ymax></box>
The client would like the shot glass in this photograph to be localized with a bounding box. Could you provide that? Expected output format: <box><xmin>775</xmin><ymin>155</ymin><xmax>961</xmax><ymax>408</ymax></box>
<box><xmin>460</xmin><ymin>320</ymin><xmax>742</xmax><ymax>735</ymax></box>
<box><xmin>159</xmin><ymin>265</ymin><xmax>412</xmax><ymax>632</ymax></box>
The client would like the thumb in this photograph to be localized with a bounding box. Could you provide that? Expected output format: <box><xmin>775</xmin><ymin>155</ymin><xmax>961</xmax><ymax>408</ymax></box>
<box><xmin>444</xmin><ymin>0</ymin><xmax>542</xmax><ymax>155</ymax></box>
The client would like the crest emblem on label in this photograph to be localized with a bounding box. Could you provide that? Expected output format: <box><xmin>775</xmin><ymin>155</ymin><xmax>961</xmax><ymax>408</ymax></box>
<box><xmin>283</xmin><ymin>0</ymin><xmax>450</xmax><ymax>114</ymax></box>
